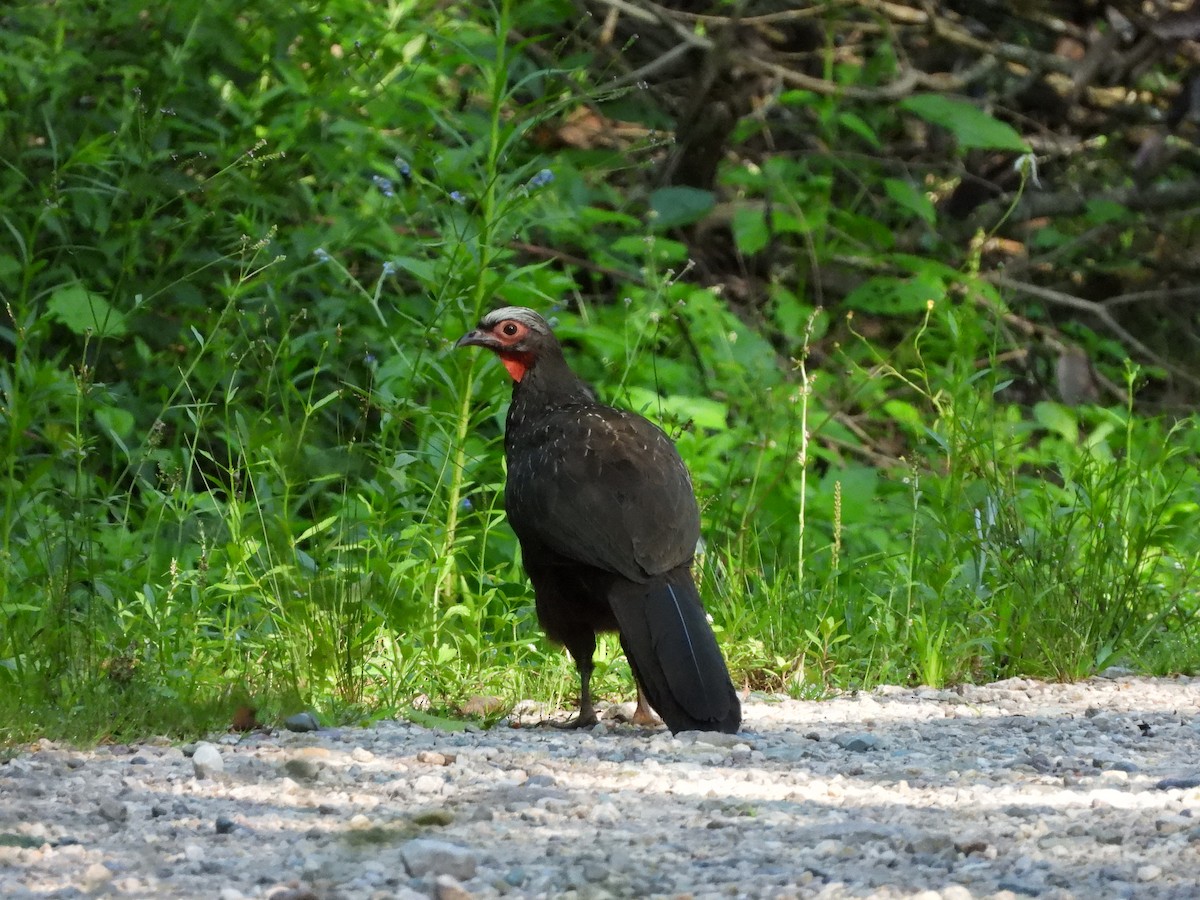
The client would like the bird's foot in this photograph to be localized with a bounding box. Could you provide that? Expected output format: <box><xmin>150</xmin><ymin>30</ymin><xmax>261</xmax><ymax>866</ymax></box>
<box><xmin>545</xmin><ymin>702</ymin><xmax>598</xmax><ymax>730</ymax></box>
<box><xmin>548</xmin><ymin>714</ymin><xmax>598</xmax><ymax>730</ymax></box>
<box><xmin>630</xmin><ymin>703</ymin><xmax>661</xmax><ymax>728</ymax></box>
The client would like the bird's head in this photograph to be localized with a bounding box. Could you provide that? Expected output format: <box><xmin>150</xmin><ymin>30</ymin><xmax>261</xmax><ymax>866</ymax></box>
<box><xmin>455</xmin><ymin>306</ymin><xmax>557</xmax><ymax>382</ymax></box>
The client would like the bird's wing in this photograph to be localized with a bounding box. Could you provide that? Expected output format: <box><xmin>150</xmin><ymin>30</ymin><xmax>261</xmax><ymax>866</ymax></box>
<box><xmin>505</xmin><ymin>406</ymin><xmax>701</xmax><ymax>582</ymax></box>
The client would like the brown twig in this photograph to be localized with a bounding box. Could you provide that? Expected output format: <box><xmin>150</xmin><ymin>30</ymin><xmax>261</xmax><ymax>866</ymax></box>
<box><xmin>964</xmin><ymin>180</ymin><xmax>1200</xmax><ymax>234</ymax></box>
<box><xmin>986</xmin><ymin>273</ymin><xmax>1200</xmax><ymax>389</ymax></box>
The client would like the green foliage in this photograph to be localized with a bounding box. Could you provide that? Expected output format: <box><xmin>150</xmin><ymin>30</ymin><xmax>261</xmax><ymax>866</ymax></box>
<box><xmin>0</xmin><ymin>0</ymin><xmax>1197</xmax><ymax>744</ymax></box>
<box><xmin>899</xmin><ymin>95</ymin><xmax>1030</xmax><ymax>153</ymax></box>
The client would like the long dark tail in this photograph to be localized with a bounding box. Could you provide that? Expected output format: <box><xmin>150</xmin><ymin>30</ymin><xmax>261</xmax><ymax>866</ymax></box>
<box><xmin>607</xmin><ymin>567</ymin><xmax>741</xmax><ymax>734</ymax></box>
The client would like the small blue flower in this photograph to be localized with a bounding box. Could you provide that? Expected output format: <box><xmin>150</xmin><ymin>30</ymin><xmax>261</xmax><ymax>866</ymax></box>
<box><xmin>459</xmin><ymin>497</ymin><xmax>473</xmax><ymax>511</ymax></box>
<box><xmin>382</xmin><ymin>260</ymin><xmax>396</xmax><ymax>277</ymax></box>
<box><xmin>528</xmin><ymin>168</ymin><xmax>554</xmax><ymax>189</ymax></box>
<box><xmin>394</xmin><ymin>156</ymin><xmax>412</xmax><ymax>178</ymax></box>
<box><xmin>372</xmin><ymin>175</ymin><xmax>395</xmax><ymax>198</ymax></box>
<box><xmin>449</xmin><ymin>190</ymin><xmax>465</xmax><ymax>204</ymax></box>
<box><xmin>313</xmin><ymin>248</ymin><xmax>331</xmax><ymax>263</ymax></box>
<box><xmin>364</xmin><ymin>352</ymin><xmax>377</xmax><ymax>366</ymax></box>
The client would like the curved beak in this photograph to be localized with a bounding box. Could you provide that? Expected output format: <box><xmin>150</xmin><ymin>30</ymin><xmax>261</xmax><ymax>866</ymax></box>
<box><xmin>455</xmin><ymin>328</ymin><xmax>492</xmax><ymax>349</ymax></box>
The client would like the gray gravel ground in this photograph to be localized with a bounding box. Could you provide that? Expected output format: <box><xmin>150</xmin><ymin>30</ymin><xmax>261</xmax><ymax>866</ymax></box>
<box><xmin>2</xmin><ymin>674</ymin><xmax>1199</xmax><ymax>899</ymax></box>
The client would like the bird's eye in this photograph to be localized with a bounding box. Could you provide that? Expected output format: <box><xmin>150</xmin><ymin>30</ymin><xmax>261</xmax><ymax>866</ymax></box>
<box><xmin>502</xmin><ymin>322</ymin><xmax>519</xmax><ymax>336</ymax></box>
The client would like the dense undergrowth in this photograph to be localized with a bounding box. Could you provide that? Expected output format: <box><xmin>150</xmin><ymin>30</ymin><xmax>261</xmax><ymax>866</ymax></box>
<box><xmin>1</xmin><ymin>0</ymin><xmax>1197</xmax><ymax>742</ymax></box>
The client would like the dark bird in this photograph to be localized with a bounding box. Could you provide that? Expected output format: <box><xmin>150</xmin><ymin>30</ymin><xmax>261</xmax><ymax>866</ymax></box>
<box><xmin>456</xmin><ymin>307</ymin><xmax>741</xmax><ymax>734</ymax></box>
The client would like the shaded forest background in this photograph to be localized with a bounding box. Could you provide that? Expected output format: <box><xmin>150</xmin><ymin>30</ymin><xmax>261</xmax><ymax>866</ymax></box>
<box><xmin>1</xmin><ymin>0</ymin><xmax>1198</xmax><ymax>740</ymax></box>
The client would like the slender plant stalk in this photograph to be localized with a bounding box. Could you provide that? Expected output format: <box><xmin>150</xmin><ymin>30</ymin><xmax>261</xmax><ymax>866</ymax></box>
<box><xmin>434</xmin><ymin>0</ymin><xmax>513</xmax><ymax>606</ymax></box>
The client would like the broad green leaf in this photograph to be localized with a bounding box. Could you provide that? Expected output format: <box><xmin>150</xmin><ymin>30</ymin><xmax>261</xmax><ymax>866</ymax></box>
<box><xmin>647</xmin><ymin>186</ymin><xmax>715</xmax><ymax>230</ymax></box>
<box><xmin>884</xmin><ymin>178</ymin><xmax>936</xmax><ymax>225</ymax></box>
<box><xmin>47</xmin><ymin>284</ymin><xmax>127</xmax><ymax>337</ymax></box>
<box><xmin>900</xmin><ymin>95</ymin><xmax>1028</xmax><ymax>152</ymax></box>
<box><xmin>393</xmin><ymin>256</ymin><xmax>437</xmax><ymax>284</ymax></box>
<box><xmin>822</xmin><ymin>465</ymin><xmax>879</xmax><ymax>522</ymax></box>
<box><xmin>94</xmin><ymin>406</ymin><xmax>134</xmax><ymax>452</ymax></box>
<box><xmin>883</xmin><ymin>399</ymin><xmax>926</xmax><ymax>433</ymax></box>
<box><xmin>1085</xmin><ymin>199</ymin><xmax>1131</xmax><ymax>224</ymax></box>
<box><xmin>732</xmin><ymin>205</ymin><xmax>769</xmax><ymax>255</ymax></box>
<box><xmin>1033</xmin><ymin>401</ymin><xmax>1078</xmax><ymax>443</ymax></box>
<box><xmin>626</xmin><ymin>386</ymin><xmax>729</xmax><ymax>431</ymax></box>
<box><xmin>843</xmin><ymin>275</ymin><xmax>941</xmax><ymax>314</ymax></box>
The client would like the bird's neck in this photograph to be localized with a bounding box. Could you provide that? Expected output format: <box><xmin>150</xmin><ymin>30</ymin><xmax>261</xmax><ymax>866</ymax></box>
<box><xmin>508</xmin><ymin>350</ymin><xmax>595</xmax><ymax>417</ymax></box>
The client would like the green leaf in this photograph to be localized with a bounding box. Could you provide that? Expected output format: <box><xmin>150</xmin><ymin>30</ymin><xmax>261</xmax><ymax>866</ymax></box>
<box><xmin>648</xmin><ymin>186</ymin><xmax>715</xmax><ymax>230</ymax></box>
<box><xmin>609</xmin><ymin>235</ymin><xmax>689</xmax><ymax>264</ymax></box>
<box><xmin>843</xmin><ymin>275</ymin><xmax>942</xmax><ymax>314</ymax></box>
<box><xmin>732</xmin><ymin>205</ymin><xmax>769</xmax><ymax>255</ymax></box>
<box><xmin>884</xmin><ymin>178</ymin><xmax>936</xmax><ymax>225</ymax></box>
<box><xmin>393</xmin><ymin>257</ymin><xmax>437</xmax><ymax>285</ymax></box>
<box><xmin>883</xmin><ymin>399</ymin><xmax>926</xmax><ymax>433</ymax></box>
<box><xmin>626</xmin><ymin>387</ymin><xmax>729</xmax><ymax>430</ymax></box>
<box><xmin>899</xmin><ymin>95</ymin><xmax>1028</xmax><ymax>152</ymax></box>
<box><xmin>1085</xmin><ymin>199</ymin><xmax>1131</xmax><ymax>225</ymax></box>
<box><xmin>1033</xmin><ymin>401</ymin><xmax>1078</xmax><ymax>443</ymax></box>
<box><xmin>94</xmin><ymin>406</ymin><xmax>134</xmax><ymax>452</ymax></box>
<box><xmin>837</xmin><ymin>111</ymin><xmax>881</xmax><ymax>148</ymax></box>
<box><xmin>46</xmin><ymin>284</ymin><xmax>127</xmax><ymax>337</ymax></box>
<box><xmin>403</xmin><ymin>709</ymin><xmax>471</xmax><ymax>732</ymax></box>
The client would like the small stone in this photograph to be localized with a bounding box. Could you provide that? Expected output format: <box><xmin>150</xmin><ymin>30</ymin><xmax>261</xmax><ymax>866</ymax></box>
<box><xmin>284</xmin><ymin>712</ymin><xmax>320</xmax><ymax>733</ymax></box>
<box><xmin>833</xmin><ymin>732</ymin><xmax>883</xmax><ymax>752</ymax></box>
<box><xmin>351</xmin><ymin>747</ymin><xmax>375</xmax><ymax>763</ymax></box>
<box><xmin>678</xmin><ymin>730</ymin><xmax>745</xmax><ymax>748</ymax></box>
<box><xmin>1154</xmin><ymin>775</ymin><xmax>1200</xmax><ymax>791</ymax></box>
<box><xmin>1094</xmin><ymin>758</ymin><xmax>1139</xmax><ymax>773</ymax></box>
<box><xmin>997</xmin><ymin>878</ymin><xmax>1042</xmax><ymax>895</ymax></box>
<box><xmin>418</xmin><ymin>751</ymin><xmax>448</xmax><ymax>766</ymax></box>
<box><xmin>218</xmin><ymin>888</ymin><xmax>245</xmax><ymax>900</ymax></box>
<box><xmin>400</xmin><ymin>838</ymin><xmax>478</xmax><ymax>880</ymax></box>
<box><xmin>906</xmin><ymin>833</ymin><xmax>957</xmax><ymax>856</ymax></box>
<box><xmin>98</xmin><ymin>798</ymin><xmax>128</xmax><ymax>823</ymax></box>
<box><xmin>215</xmin><ymin>814</ymin><xmax>236</xmax><ymax>835</ymax></box>
<box><xmin>414</xmin><ymin>773</ymin><xmax>444</xmax><ymax>793</ymax></box>
<box><xmin>183</xmin><ymin>842</ymin><xmax>205</xmax><ymax>863</ymax></box>
<box><xmin>192</xmin><ymin>742</ymin><xmax>224</xmax><ymax>778</ymax></box>
<box><xmin>83</xmin><ymin>862</ymin><xmax>113</xmax><ymax>885</ymax></box>
<box><xmin>1137</xmin><ymin>864</ymin><xmax>1162</xmax><ymax>881</ymax></box>
<box><xmin>282</xmin><ymin>758</ymin><xmax>320</xmax><ymax>781</ymax></box>
<box><xmin>266</xmin><ymin>887</ymin><xmax>318</xmax><ymax>900</ymax></box>
<box><xmin>461</xmin><ymin>694</ymin><xmax>505</xmax><ymax>717</ymax></box>
<box><xmin>1156</xmin><ymin>815</ymin><xmax>1191</xmax><ymax>834</ymax></box>
<box><xmin>434</xmin><ymin>873</ymin><xmax>474</xmax><ymax>900</ymax></box>
<box><xmin>588</xmin><ymin>802</ymin><xmax>620</xmax><ymax>824</ymax></box>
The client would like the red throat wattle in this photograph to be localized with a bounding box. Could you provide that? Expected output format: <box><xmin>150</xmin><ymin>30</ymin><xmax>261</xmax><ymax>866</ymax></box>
<box><xmin>499</xmin><ymin>351</ymin><xmax>533</xmax><ymax>382</ymax></box>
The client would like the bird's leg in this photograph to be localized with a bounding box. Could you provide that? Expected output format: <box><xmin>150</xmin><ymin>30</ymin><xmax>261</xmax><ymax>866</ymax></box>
<box><xmin>571</xmin><ymin>655</ymin><xmax>600</xmax><ymax>727</ymax></box>
<box><xmin>630</xmin><ymin>684</ymin><xmax>661</xmax><ymax>727</ymax></box>
<box><xmin>550</xmin><ymin>637</ymin><xmax>599</xmax><ymax>729</ymax></box>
